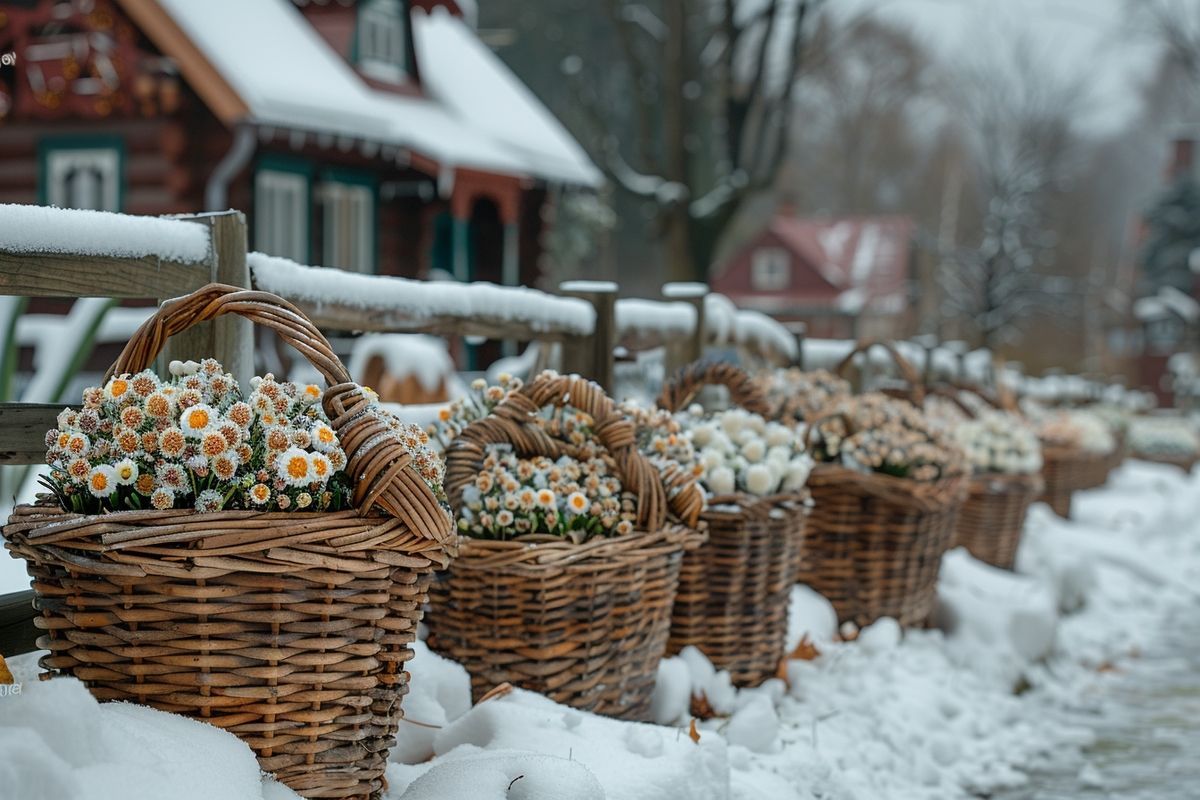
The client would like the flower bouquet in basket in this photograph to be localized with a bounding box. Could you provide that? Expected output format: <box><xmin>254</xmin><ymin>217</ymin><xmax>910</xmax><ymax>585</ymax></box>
<box><xmin>653</xmin><ymin>361</ymin><xmax>813</xmax><ymax>686</ymax></box>
<box><xmin>754</xmin><ymin>367</ymin><xmax>852</xmax><ymax>425</ymax></box>
<box><xmin>2</xmin><ymin>285</ymin><xmax>455</xmax><ymax>800</ymax></box>
<box><xmin>802</xmin><ymin>386</ymin><xmax>968</xmax><ymax>629</ymax></box>
<box><xmin>424</xmin><ymin>371</ymin><xmax>704</xmax><ymax>720</ymax></box>
<box><xmin>948</xmin><ymin>408</ymin><xmax>1044</xmax><ymax>570</ymax></box>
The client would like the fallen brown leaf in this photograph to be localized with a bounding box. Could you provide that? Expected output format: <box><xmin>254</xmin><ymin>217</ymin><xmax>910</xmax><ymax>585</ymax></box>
<box><xmin>789</xmin><ymin>634</ymin><xmax>822</xmax><ymax>661</ymax></box>
<box><xmin>477</xmin><ymin>682</ymin><xmax>514</xmax><ymax>704</ymax></box>
<box><xmin>0</xmin><ymin>655</ymin><xmax>12</xmax><ymax>685</ymax></box>
<box><xmin>688</xmin><ymin>718</ymin><xmax>701</xmax><ymax>744</ymax></box>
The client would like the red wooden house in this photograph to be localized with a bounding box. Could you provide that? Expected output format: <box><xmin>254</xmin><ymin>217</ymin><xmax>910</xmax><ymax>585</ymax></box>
<box><xmin>0</xmin><ymin>0</ymin><xmax>600</xmax><ymax>289</ymax></box>
<box><xmin>712</xmin><ymin>213</ymin><xmax>917</xmax><ymax>340</ymax></box>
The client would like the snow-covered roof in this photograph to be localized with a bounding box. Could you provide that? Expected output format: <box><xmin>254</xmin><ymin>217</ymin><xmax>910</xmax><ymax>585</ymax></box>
<box><xmin>1133</xmin><ymin>286</ymin><xmax>1200</xmax><ymax>323</ymax></box>
<box><xmin>155</xmin><ymin>0</ymin><xmax>599</xmax><ymax>187</ymax></box>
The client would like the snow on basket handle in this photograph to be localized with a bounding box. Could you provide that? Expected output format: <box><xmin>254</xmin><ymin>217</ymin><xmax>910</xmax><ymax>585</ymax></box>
<box><xmin>106</xmin><ymin>283</ymin><xmax>454</xmax><ymax>546</ymax></box>
<box><xmin>657</xmin><ymin>361</ymin><xmax>772</xmax><ymax>417</ymax></box>
<box><xmin>445</xmin><ymin>372</ymin><xmax>683</xmax><ymax>533</ymax></box>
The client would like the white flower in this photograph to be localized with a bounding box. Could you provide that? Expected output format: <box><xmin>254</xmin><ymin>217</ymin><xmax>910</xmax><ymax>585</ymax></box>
<box><xmin>741</xmin><ymin>437</ymin><xmax>766</xmax><ymax>463</ymax></box>
<box><xmin>765</xmin><ymin>425</ymin><xmax>792</xmax><ymax>448</ymax></box>
<box><xmin>276</xmin><ymin>447</ymin><xmax>313</xmax><ymax>487</ymax></box>
<box><xmin>113</xmin><ymin>458</ymin><xmax>138</xmax><ymax>486</ymax></box>
<box><xmin>87</xmin><ymin>465</ymin><xmax>118</xmax><ymax>498</ymax></box>
<box><xmin>701</xmin><ymin>449</ymin><xmax>724</xmax><ymax>472</ymax></box>
<box><xmin>720</xmin><ymin>412</ymin><xmax>745</xmax><ymax>438</ymax></box>
<box><xmin>691</xmin><ymin>423</ymin><xmax>715</xmax><ymax>448</ymax></box>
<box><xmin>310</xmin><ymin>421</ymin><xmax>337</xmax><ymax>453</ymax></box>
<box><xmin>744</xmin><ymin>463</ymin><xmax>775</xmax><ymax>495</ymax></box>
<box><xmin>767</xmin><ymin>445</ymin><xmax>792</xmax><ymax>465</ymax></box>
<box><xmin>179</xmin><ymin>403</ymin><xmax>217</xmax><ymax>438</ymax></box>
<box><xmin>168</xmin><ymin>360</ymin><xmax>185</xmax><ymax>377</ymax></box>
<box><xmin>782</xmin><ymin>457</ymin><xmax>813</xmax><ymax>491</ymax></box>
<box><xmin>708</xmin><ymin>465</ymin><xmax>736</xmax><ymax>496</ymax></box>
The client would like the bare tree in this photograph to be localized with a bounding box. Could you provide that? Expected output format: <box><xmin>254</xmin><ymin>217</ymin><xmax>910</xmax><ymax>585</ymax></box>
<box><xmin>936</xmin><ymin>40</ymin><xmax>1091</xmax><ymax>347</ymax></box>
<box><xmin>559</xmin><ymin>0</ymin><xmax>825</xmax><ymax>282</ymax></box>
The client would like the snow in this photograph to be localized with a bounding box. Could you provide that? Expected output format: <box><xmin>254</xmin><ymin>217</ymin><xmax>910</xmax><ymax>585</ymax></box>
<box><xmin>7</xmin><ymin>459</ymin><xmax>1200</xmax><ymax>800</ymax></box>
<box><xmin>0</xmin><ymin>667</ymin><xmax>299</xmax><ymax>800</ymax></box>
<box><xmin>0</xmin><ymin>204</ymin><xmax>210</xmax><ymax>263</ymax></box>
<box><xmin>248</xmin><ymin>253</ymin><xmax>595</xmax><ymax>335</ymax></box>
<box><xmin>614</xmin><ymin>294</ymin><xmax>797</xmax><ymax>361</ymax></box>
<box><xmin>560</xmin><ymin>280</ymin><xmax>618</xmax><ymax>293</ymax></box>
<box><xmin>412</xmin><ymin>9</ymin><xmax>602</xmax><ymax>188</ymax></box>
<box><xmin>156</xmin><ymin>0</ymin><xmax>599</xmax><ymax>187</ymax></box>
<box><xmin>348</xmin><ymin>334</ymin><xmax>454</xmax><ymax>393</ymax></box>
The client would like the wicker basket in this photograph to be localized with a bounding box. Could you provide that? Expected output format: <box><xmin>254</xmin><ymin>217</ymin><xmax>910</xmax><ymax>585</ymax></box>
<box><xmin>1039</xmin><ymin>445</ymin><xmax>1108</xmax><ymax>518</ymax></box>
<box><xmin>427</xmin><ymin>373</ymin><xmax>704</xmax><ymax>719</ymax></box>
<box><xmin>956</xmin><ymin>472</ymin><xmax>1043</xmax><ymax>570</ymax></box>
<box><xmin>2</xmin><ymin>285</ymin><xmax>455</xmax><ymax>800</ymax></box>
<box><xmin>794</xmin><ymin>343</ymin><xmax>968</xmax><ymax>628</ymax></box>
<box><xmin>657</xmin><ymin>361</ymin><xmax>808</xmax><ymax>686</ymax></box>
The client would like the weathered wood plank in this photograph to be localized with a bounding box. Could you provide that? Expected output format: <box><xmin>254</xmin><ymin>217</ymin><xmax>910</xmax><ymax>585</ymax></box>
<box><xmin>0</xmin><ymin>251</ymin><xmax>210</xmax><ymax>299</ymax></box>
<box><xmin>0</xmin><ymin>403</ymin><xmax>58</xmax><ymax>465</ymax></box>
<box><xmin>559</xmin><ymin>282</ymin><xmax>616</xmax><ymax>391</ymax></box>
<box><xmin>0</xmin><ymin>590</ymin><xmax>38</xmax><ymax>658</ymax></box>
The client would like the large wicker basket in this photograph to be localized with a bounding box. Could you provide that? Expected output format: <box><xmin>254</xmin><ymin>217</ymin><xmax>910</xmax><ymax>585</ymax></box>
<box><xmin>427</xmin><ymin>373</ymin><xmax>704</xmax><ymax>719</ymax></box>
<box><xmin>2</xmin><ymin>285</ymin><xmax>455</xmax><ymax>800</ymax></box>
<box><xmin>795</xmin><ymin>343</ymin><xmax>967</xmax><ymax>628</ymax></box>
<box><xmin>657</xmin><ymin>361</ymin><xmax>808</xmax><ymax>686</ymax></box>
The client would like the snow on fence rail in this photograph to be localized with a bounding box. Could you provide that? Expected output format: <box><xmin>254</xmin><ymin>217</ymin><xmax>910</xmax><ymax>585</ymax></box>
<box><xmin>249</xmin><ymin>253</ymin><xmax>595</xmax><ymax>340</ymax></box>
<box><xmin>613</xmin><ymin>293</ymin><xmax>798</xmax><ymax>364</ymax></box>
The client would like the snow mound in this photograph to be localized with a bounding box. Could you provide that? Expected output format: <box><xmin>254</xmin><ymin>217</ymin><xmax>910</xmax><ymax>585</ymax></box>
<box><xmin>0</xmin><ymin>675</ymin><xmax>297</xmax><ymax>800</ymax></box>
<box><xmin>396</xmin><ymin>750</ymin><xmax>603</xmax><ymax>800</ymax></box>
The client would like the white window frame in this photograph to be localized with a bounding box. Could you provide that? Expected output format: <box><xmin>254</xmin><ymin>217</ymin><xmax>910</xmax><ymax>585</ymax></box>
<box><xmin>751</xmin><ymin>247</ymin><xmax>790</xmax><ymax>291</ymax></box>
<box><xmin>358</xmin><ymin>0</ymin><xmax>408</xmax><ymax>83</ymax></box>
<box><xmin>317</xmin><ymin>180</ymin><xmax>375</xmax><ymax>273</ymax></box>
<box><xmin>254</xmin><ymin>169</ymin><xmax>309</xmax><ymax>262</ymax></box>
<box><xmin>45</xmin><ymin>147</ymin><xmax>120</xmax><ymax>211</ymax></box>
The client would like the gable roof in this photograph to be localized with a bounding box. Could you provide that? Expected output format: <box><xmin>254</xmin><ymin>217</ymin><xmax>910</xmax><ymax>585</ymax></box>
<box><xmin>128</xmin><ymin>0</ymin><xmax>600</xmax><ymax>187</ymax></box>
<box><xmin>729</xmin><ymin>214</ymin><xmax>914</xmax><ymax>313</ymax></box>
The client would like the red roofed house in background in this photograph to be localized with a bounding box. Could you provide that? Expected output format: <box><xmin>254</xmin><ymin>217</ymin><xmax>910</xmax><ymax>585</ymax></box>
<box><xmin>712</xmin><ymin>212</ymin><xmax>918</xmax><ymax>340</ymax></box>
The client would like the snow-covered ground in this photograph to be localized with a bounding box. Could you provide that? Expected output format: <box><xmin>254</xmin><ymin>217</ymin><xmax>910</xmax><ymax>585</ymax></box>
<box><xmin>4</xmin><ymin>461</ymin><xmax>1198</xmax><ymax>799</ymax></box>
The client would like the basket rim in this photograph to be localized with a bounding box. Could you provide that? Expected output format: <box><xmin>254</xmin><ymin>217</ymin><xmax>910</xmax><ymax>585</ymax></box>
<box><xmin>807</xmin><ymin>461</ymin><xmax>967</xmax><ymax>513</ymax></box>
<box><xmin>448</xmin><ymin>522</ymin><xmax>703</xmax><ymax>571</ymax></box>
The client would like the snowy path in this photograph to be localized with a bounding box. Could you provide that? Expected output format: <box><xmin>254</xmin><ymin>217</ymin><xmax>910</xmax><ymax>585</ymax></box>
<box><xmin>3</xmin><ymin>461</ymin><xmax>1198</xmax><ymax>799</ymax></box>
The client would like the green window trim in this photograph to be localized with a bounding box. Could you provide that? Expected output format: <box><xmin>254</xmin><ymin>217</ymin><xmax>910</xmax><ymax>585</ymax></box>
<box><xmin>352</xmin><ymin>0</ymin><xmax>416</xmax><ymax>81</ymax></box>
<box><xmin>37</xmin><ymin>134</ymin><xmax>126</xmax><ymax>211</ymax></box>
<box><xmin>253</xmin><ymin>154</ymin><xmax>313</xmax><ymax>264</ymax></box>
<box><xmin>316</xmin><ymin>167</ymin><xmax>379</xmax><ymax>274</ymax></box>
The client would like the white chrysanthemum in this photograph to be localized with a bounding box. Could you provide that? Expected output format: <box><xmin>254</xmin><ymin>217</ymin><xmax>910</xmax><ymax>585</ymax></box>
<box><xmin>690</xmin><ymin>423</ymin><xmax>715</xmax><ymax>448</ymax></box>
<box><xmin>701</xmin><ymin>449</ymin><xmax>724</xmax><ymax>472</ymax></box>
<box><xmin>194</xmin><ymin>489</ymin><xmax>223</xmax><ymax>513</ymax></box>
<box><xmin>744</xmin><ymin>463</ymin><xmax>775</xmax><ymax>496</ymax></box>
<box><xmin>765</xmin><ymin>425</ymin><xmax>792</xmax><ymax>448</ymax></box>
<box><xmin>87</xmin><ymin>465</ymin><xmax>118</xmax><ymax>498</ymax></box>
<box><xmin>310</xmin><ymin>421</ymin><xmax>337</xmax><ymax>453</ymax></box>
<box><xmin>708</xmin><ymin>465</ymin><xmax>736</xmax><ymax>496</ymax></box>
<box><xmin>179</xmin><ymin>403</ymin><xmax>217</xmax><ymax>438</ymax></box>
<box><xmin>276</xmin><ymin>447</ymin><xmax>312</xmax><ymax>487</ymax></box>
<box><xmin>113</xmin><ymin>458</ymin><xmax>138</xmax><ymax>486</ymax></box>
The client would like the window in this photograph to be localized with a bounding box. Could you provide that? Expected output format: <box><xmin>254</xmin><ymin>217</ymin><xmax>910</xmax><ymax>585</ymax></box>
<box><xmin>255</xmin><ymin>168</ymin><xmax>310</xmax><ymax>262</ymax></box>
<box><xmin>42</xmin><ymin>144</ymin><xmax>121</xmax><ymax>211</ymax></box>
<box><xmin>316</xmin><ymin>179</ymin><xmax>375</xmax><ymax>273</ymax></box>
<box><xmin>751</xmin><ymin>247</ymin><xmax>790</xmax><ymax>291</ymax></box>
<box><xmin>357</xmin><ymin>0</ymin><xmax>408</xmax><ymax>82</ymax></box>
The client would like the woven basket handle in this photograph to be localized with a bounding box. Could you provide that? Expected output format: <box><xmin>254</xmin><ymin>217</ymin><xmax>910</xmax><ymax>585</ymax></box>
<box><xmin>446</xmin><ymin>372</ymin><xmax>684</xmax><ymax>532</ymax></box>
<box><xmin>954</xmin><ymin>381</ymin><xmax>1019</xmax><ymax>414</ymax></box>
<box><xmin>834</xmin><ymin>340</ymin><xmax>924</xmax><ymax>405</ymax></box>
<box><xmin>105</xmin><ymin>283</ymin><xmax>453</xmax><ymax>546</ymax></box>
<box><xmin>925</xmin><ymin>385</ymin><xmax>978</xmax><ymax>419</ymax></box>
<box><xmin>657</xmin><ymin>361</ymin><xmax>771</xmax><ymax>416</ymax></box>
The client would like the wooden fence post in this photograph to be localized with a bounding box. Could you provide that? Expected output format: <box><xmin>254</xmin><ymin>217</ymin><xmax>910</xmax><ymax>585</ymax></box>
<box><xmin>161</xmin><ymin>211</ymin><xmax>253</xmax><ymax>386</ymax></box>
<box><xmin>559</xmin><ymin>281</ymin><xmax>616</xmax><ymax>392</ymax></box>
<box><xmin>663</xmin><ymin>282</ymin><xmax>707</xmax><ymax>374</ymax></box>
<box><xmin>785</xmin><ymin>321</ymin><xmax>807</xmax><ymax>369</ymax></box>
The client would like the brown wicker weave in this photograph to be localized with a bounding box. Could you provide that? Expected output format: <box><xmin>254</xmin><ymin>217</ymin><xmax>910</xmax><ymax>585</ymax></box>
<box><xmin>657</xmin><ymin>362</ymin><xmax>807</xmax><ymax>686</ymax></box>
<box><xmin>2</xmin><ymin>284</ymin><xmax>454</xmax><ymax>800</ymax></box>
<box><xmin>800</xmin><ymin>464</ymin><xmax>966</xmax><ymax>628</ymax></box>
<box><xmin>427</xmin><ymin>372</ymin><xmax>704</xmax><ymax>719</ymax></box>
<box><xmin>956</xmin><ymin>472</ymin><xmax>1043</xmax><ymax>570</ymax></box>
<box><xmin>1038</xmin><ymin>445</ymin><xmax>1109</xmax><ymax>518</ymax></box>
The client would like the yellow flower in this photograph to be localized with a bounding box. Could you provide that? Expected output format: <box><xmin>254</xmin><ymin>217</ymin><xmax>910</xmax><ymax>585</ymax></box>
<box><xmin>113</xmin><ymin>459</ymin><xmax>138</xmax><ymax>486</ymax></box>
<box><xmin>275</xmin><ymin>447</ymin><xmax>311</xmax><ymax>487</ymax></box>
<box><xmin>104</xmin><ymin>377</ymin><xmax>130</xmax><ymax>401</ymax></box>
<box><xmin>180</xmin><ymin>403</ymin><xmax>216</xmax><ymax>437</ymax></box>
<box><xmin>566</xmin><ymin>491</ymin><xmax>589</xmax><ymax>514</ymax></box>
<box><xmin>249</xmin><ymin>483</ymin><xmax>271</xmax><ymax>505</ymax></box>
<box><xmin>308</xmin><ymin>452</ymin><xmax>332</xmax><ymax>482</ymax></box>
<box><xmin>88</xmin><ymin>465</ymin><xmax>116</xmax><ymax>498</ymax></box>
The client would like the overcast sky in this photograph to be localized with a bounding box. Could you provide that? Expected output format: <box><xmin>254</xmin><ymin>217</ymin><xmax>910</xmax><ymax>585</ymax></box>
<box><xmin>839</xmin><ymin>0</ymin><xmax>1165</xmax><ymax>136</ymax></box>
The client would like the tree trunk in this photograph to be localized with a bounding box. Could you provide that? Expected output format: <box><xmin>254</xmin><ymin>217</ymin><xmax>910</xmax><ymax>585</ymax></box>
<box><xmin>662</xmin><ymin>0</ymin><xmax>693</xmax><ymax>282</ymax></box>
